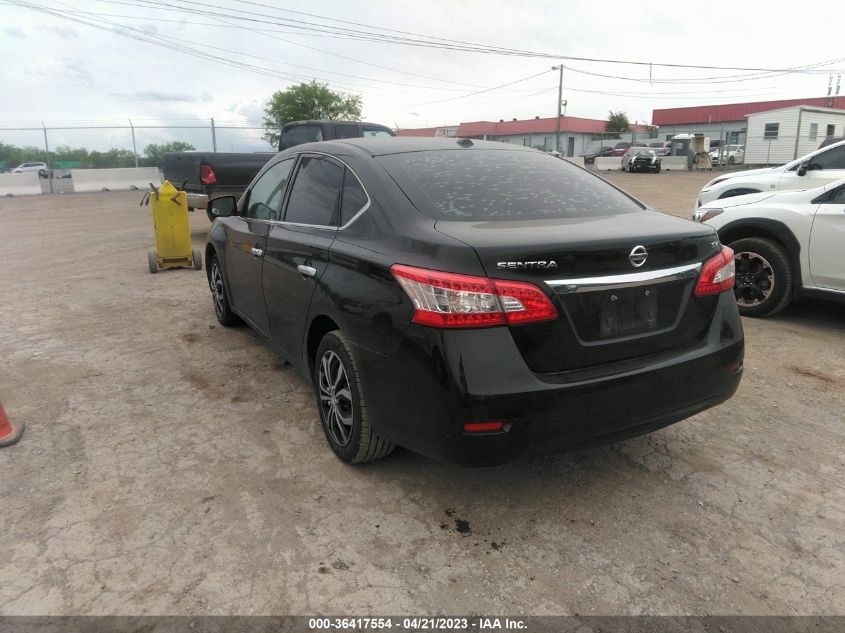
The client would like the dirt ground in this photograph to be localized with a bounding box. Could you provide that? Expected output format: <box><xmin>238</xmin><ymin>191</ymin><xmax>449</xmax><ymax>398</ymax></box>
<box><xmin>1</xmin><ymin>172</ymin><xmax>843</xmax><ymax>616</ymax></box>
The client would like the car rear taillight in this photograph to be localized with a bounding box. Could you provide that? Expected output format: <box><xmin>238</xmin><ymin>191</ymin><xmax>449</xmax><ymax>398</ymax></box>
<box><xmin>391</xmin><ymin>264</ymin><xmax>557</xmax><ymax>328</ymax></box>
<box><xmin>695</xmin><ymin>246</ymin><xmax>735</xmax><ymax>296</ymax></box>
<box><xmin>200</xmin><ymin>163</ymin><xmax>217</xmax><ymax>185</ymax></box>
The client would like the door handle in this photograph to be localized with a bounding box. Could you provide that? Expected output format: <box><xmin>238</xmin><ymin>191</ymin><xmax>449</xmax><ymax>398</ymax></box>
<box><xmin>250</xmin><ymin>247</ymin><xmax>263</xmax><ymax>257</ymax></box>
<box><xmin>297</xmin><ymin>264</ymin><xmax>317</xmax><ymax>277</ymax></box>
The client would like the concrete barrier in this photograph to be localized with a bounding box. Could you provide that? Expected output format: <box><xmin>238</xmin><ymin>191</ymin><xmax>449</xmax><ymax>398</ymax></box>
<box><xmin>70</xmin><ymin>167</ymin><xmax>161</xmax><ymax>193</ymax></box>
<box><xmin>594</xmin><ymin>157</ymin><xmax>622</xmax><ymax>171</ymax></box>
<box><xmin>563</xmin><ymin>156</ymin><xmax>585</xmax><ymax>167</ymax></box>
<box><xmin>0</xmin><ymin>172</ymin><xmax>42</xmax><ymax>196</ymax></box>
<box><xmin>661</xmin><ymin>156</ymin><xmax>689</xmax><ymax>171</ymax></box>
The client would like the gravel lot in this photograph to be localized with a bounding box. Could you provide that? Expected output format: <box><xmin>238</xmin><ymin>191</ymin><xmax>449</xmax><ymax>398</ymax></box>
<box><xmin>1</xmin><ymin>171</ymin><xmax>843</xmax><ymax>616</ymax></box>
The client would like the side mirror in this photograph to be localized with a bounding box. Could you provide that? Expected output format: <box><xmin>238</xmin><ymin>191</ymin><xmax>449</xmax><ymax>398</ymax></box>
<box><xmin>797</xmin><ymin>161</ymin><xmax>809</xmax><ymax>177</ymax></box>
<box><xmin>209</xmin><ymin>195</ymin><xmax>237</xmax><ymax>218</ymax></box>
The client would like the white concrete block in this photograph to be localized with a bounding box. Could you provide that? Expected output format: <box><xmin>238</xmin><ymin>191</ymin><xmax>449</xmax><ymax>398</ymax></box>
<box><xmin>70</xmin><ymin>167</ymin><xmax>161</xmax><ymax>193</ymax></box>
<box><xmin>594</xmin><ymin>157</ymin><xmax>622</xmax><ymax>171</ymax></box>
<box><xmin>0</xmin><ymin>172</ymin><xmax>42</xmax><ymax>196</ymax></box>
<box><xmin>661</xmin><ymin>156</ymin><xmax>689</xmax><ymax>171</ymax></box>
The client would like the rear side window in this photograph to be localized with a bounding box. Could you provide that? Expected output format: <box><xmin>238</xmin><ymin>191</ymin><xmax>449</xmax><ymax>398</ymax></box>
<box><xmin>280</xmin><ymin>125</ymin><xmax>324</xmax><ymax>149</ymax></box>
<box><xmin>284</xmin><ymin>156</ymin><xmax>344</xmax><ymax>226</ymax></box>
<box><xmin>334</xmin><ymin>124</ymin><xmax>360</xmax><ymax>139</ymax></box>
<box><xmin>809</xmin><ymin>145</ymin><xmax>845</xmax><ymax>170</ymax></box>
<box><xmin>379</xmin><ymin>150</ymin><xmax>643</xmax><ymax>221</ymax></box>
<box><xmin>340</xmin><ymin>169</ymin><xmax>368</xmax><ymax>225</ymax></box>
<box><xmin>362</xmin><ymin>126</ymin><xmax>393</xmax><ymax>138</ymax></box>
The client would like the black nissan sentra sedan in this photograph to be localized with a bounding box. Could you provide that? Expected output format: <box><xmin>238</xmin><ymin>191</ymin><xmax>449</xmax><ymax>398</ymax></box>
<box><xmin>205</xmin><ymin>138</ymin><xmax>743</xmax><ymax>467</ymax></box>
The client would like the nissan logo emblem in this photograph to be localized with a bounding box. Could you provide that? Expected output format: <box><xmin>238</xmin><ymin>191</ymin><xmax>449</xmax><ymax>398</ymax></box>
<box><xmin>629</xmin><ymin>245</ymin><xmax>648</xmax><ymax>268</ymax></box>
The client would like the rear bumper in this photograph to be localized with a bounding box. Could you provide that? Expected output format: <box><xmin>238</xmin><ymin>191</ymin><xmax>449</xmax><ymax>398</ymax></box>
<box><xmin>356</xmin><ymin>292</ymin><xmax>743</xmax><ymax>466</ymax></box>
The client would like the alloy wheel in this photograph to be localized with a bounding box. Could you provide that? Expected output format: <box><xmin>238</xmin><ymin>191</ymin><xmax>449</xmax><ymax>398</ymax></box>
<box><xmin>210</xmin><ymin>263</ymin><xmax>225</xmax><ymax>317</ymax></box>
<box><xmin>318</xmin><ymin>350</ymin><xmax>354</xmax><ymax>447</ymax></box>
<box><xmin>734</xmin><ymin>251</ymin><xmax>775</xmax><ymax>306</ymax></box>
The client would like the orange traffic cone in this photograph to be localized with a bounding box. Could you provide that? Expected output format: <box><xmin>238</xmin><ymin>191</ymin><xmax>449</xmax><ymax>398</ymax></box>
<box><xmin>0</xmin><ymin>401</ymin><xmax>24</xmax><ymax>447</ymax></box>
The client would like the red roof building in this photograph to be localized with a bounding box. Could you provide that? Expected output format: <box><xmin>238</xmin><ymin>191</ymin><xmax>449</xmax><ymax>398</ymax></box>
<box><xmin>653</xmin><ymin>96</ymin><xmax>845</xmax><ymax>126</ymax></box>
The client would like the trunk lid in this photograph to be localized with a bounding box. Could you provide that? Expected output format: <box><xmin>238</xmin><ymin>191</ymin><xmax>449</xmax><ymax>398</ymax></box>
<box><xmin>436</xmin><ymin>211</ymin><xmax>721</xmax><ymax>374</ymax></box>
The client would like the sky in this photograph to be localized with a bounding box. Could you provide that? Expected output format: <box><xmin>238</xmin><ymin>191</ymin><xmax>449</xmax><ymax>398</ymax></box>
<box><xmin>0</xmin><ymin>0</ymin><xmax>842</xmax><ymax>153</ymax></box>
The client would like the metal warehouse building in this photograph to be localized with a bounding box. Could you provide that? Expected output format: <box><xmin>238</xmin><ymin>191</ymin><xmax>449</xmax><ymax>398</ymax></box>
<box><xmin>744</xmin><ymin>105</ymin><xmax>845</xmax><ymax>164</ymax></box>
<box><xmin>652</xmin><ymin>96</ymin><xmax>845</xmax><ymax>148</ymax></box>
<box><xmin>398</xmin><ymin>116</ymin><xmax>650</xmax><ymax>156</ymax></box>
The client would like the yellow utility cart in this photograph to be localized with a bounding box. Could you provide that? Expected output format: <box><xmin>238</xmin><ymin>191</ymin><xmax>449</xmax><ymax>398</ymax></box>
<box><xmin>145</xmin><ymin>180</ymin><xmax>202</xmax><ymax>274</ymax></box>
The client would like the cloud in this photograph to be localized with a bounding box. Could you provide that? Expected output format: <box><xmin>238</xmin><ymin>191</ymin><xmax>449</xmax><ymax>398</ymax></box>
<box><xmin>63</xmin><ymin>61</ymin><xmax>94</xmax><ymax>87</ymax></box>
<box><xmin>226</xmin><ymin>100</ymin><xmax>265</xmax><ymax>126</ymax></box>
<box><xmin>42</xmin><ymin>25</ymin><xmax>79</xmax><ymax>39</ymax></box>
<box><xmin>3</xmin><ymin>27</ymin><xmax>26</xmax><ymax>39</ymax></box>
<box><xmin>116</xmin><ymin>91</ymin><xmax>206</xmax><ymax>104</ymax></box>
<box><xmin>140</xmin><ymin>23</ymin><xmax>159</xmax><ymax>35</ymax></box>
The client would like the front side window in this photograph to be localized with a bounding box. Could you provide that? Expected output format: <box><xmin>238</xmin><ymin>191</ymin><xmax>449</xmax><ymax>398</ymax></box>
<box><xmin>244</xmin><ymin>159</ymin><xmax>295</xmax><ymax>220</ymax></box>
<box><xmin>764</xmin><ymin>123</ymin><xmax>779</xmax><ymax>139</ymax></box>
<box><xmin>809</xmin><ymin>145</ymin><xmax>845</xmax><ymax>170</ymax></box>
<box><xmin>825</xmin><ymin>185</ymin><xmax>845</xmax><ymax>204</ymax></box>
<box><xmin>379</xmin><ymin>149</ymin><xmax>644</xmax><ymax>222</ymax></box>
<box><xmin>284</xmin><ymin>156</ymin><xmax>344</xmax><ymax>226</ymax></box>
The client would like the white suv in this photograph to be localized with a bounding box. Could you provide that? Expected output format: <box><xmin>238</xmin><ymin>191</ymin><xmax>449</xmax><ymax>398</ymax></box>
<box><xmin>693</xmin><ymin>178</ymin><xmax>845</xmax><ymax>316</ymax></box>
<box><xmin>12</xmin><ymin>162</ymin><xmax>49</xmax><ymax>177</ymax></box>
<box><xmin>696</xmin><ymin>140</ymin><xmax>845</xmax><ymax>210</ymax></box>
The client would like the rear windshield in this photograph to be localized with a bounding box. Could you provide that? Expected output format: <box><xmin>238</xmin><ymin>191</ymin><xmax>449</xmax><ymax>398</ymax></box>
<box><xmin>280</xmin><ymin>125</ymin><xmax>324</xmax><ymax>149</ymax></box>
<box><xmin>379</xmin><ymin>149</ymin><xmax>643</xmax><ymax>221</ymax></box>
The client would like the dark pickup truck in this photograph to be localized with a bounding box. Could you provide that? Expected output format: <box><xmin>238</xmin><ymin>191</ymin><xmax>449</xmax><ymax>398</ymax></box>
<box><xmin>163</xmin><ymin>120</ymin><xmax>394</xmax><ymax>220</ymax></box>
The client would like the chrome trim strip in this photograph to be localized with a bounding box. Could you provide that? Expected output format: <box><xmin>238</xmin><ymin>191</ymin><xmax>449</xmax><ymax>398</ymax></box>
<box><xmin>546</xmin><ymin>262</ymin><xmax>702</xmax><ymax>294</ymax></box>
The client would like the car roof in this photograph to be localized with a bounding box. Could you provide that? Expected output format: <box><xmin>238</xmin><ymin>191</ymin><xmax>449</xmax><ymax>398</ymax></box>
<box><xmin>282</xmin><ymin>120</ymin><xmax>392</xmax><ymax>128</ymax></box>
<box><xmin>291</xmin><ymin>137</ymin><xmax>538</xmax><ymax>157</ymax></box>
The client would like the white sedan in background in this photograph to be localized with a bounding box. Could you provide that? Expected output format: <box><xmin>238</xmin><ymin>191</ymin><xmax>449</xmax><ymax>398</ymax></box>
<box><xmin>693</xmin><ymin>178</ymin><xmax>845</xmax><ymax>317</ymax></box>
<box><xmin>709</xmin><ymin>145</ymin><xmax>744</xmax><ymax>166</ymax></box>
<box><xmin>696</xmin><ymin>140</ymin><xmax>845</xmax><ymax>209</ymax></box>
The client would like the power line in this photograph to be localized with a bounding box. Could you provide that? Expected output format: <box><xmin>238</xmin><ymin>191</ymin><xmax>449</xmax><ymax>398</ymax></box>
<box><xmin>93</xmin><ymin>0</ymin><xmax>845</xmax><ymax>76</ymax></box>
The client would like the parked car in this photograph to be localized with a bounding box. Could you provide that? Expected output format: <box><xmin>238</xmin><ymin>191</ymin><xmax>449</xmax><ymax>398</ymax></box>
<box><xmin>205</xmin><ymin>138</ymin><xmax>743</xmax><ymax>466</ymax></box>
<box><xmin>610</xmin><ymin>142</ymin><xmax>647</xmax><ymax>157</ymax></box>
<box><xmin>709</xmin><ymin>145</ymin><xmax>745</xmax><ymax>166</ymax></box>
<box><xmin>582</xmin><ymin>145</ymin><xmax>615</xmax><ymax>164</ymax></box>
<box><xmin>649</xmin><ymin>142</ymin><xmax>671</xmax><ymax>156</ymax></box>
<box><xmin>621</xmin><ymin>147</ymin><xmax>662</xmax><ymax>173</ymax></box>
<box><xmin>163</xmin><ymin>151</ymin><xmax>275</xmax><ymax>219</ymax></box>
<box><xmin>13</xmin><ymin>161</ymin><xmax>48</xmax><ymax>177</ymax></box>
<box><xmin>693</xmin><ymin>177</ymin><xmax>845</xmax><ymax>317</ymax></box>
<box><xmin>164</xmin><ymin>121</ymin><xmax>396</xmax><ymax>219</ymax></box>
<box><xmin>819</xmin><ymin>136</ymin><xmax>844</xmax><ymax>149</ymax></box>
<box><xmin>696</xmin><ymin>140</ymin><xmax>845</xmax><ymax>209</ymax></box>
<box><xmin>279</xmin><ymin>120</ymin><xmax>394</xmax><ymax>151</ymax></box>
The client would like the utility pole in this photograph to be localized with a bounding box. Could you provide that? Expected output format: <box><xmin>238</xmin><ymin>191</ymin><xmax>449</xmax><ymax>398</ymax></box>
<box><xmin>42</xmin><ymin>121</ymin><xmax>53</xmax><ymax>194</ymax></box>
<box><xmin>552</xmin><ymin>64</ymin><xmax>564</xmax><ymax>153</ymax></box>
<box><xmin>128</xmin><ymin>119</ymin><xmax>139</xmax><ymax>167</ymax></box>
<box><xmin>211</xmin><ymin>117</ymin><xmax>217</xmax><ymax>152</ymax></box>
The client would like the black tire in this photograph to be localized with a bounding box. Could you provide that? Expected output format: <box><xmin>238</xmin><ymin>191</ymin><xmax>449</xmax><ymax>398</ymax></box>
<box><xmin>728</xmin><ymin>156</ymin><xmax>736</xmax><ymax>165</ymax></box>
<box><xmin>192</xmin><ymin>249</ymin><xmax>203</xmax><ymax>271</ymax></box>
<box><xmin>148</xmin><ymin>249</ymin><xmax>158</xmax><ymax>274</ymax></box>
<box><xmin>728</xmin><ymin>237</ymin><xmax>793</xmax><ymax>317</ymax></box>
<box><xmin>208</xmin><ymin>254</ymin><xmax>240</xmax><ymax>326</ymax></box>
<box><xmin>314</xmin><ymin>331</ymin><xmax>395</xmax><ymax>464</ymax></box>
<box><xmin>654</xmin><ymin>164</ymin><xmax>661</xmax><ymax>174</ymax></box>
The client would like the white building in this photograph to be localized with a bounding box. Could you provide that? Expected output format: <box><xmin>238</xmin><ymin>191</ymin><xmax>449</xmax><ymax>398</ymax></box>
<box><xmin>744</xmin><ymin>106</ymin><xmax>845</xmax><ymax>165</ymax></box>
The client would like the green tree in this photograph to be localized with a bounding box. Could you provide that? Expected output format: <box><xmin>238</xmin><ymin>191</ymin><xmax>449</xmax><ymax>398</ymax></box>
<box><xmin>262</xmin><ymin>81</ymin><xmax>363</xmax><ymax>146</ymax></box>
<box><xmin>143</xmin><ymin>141</ymin><xmax>196</xmax><ymax>168</ymax></box>
<box><xmin>607</xmin><ymin>110</ymin><xmax>631</xmax><ymax>134</ymax></box>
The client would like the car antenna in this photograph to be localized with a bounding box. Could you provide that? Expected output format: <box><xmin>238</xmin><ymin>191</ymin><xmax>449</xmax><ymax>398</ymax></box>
<box><xmin>456</xmin><ymin>138</ymin><xmax>473</xmax><ymax>147</ymax></box>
